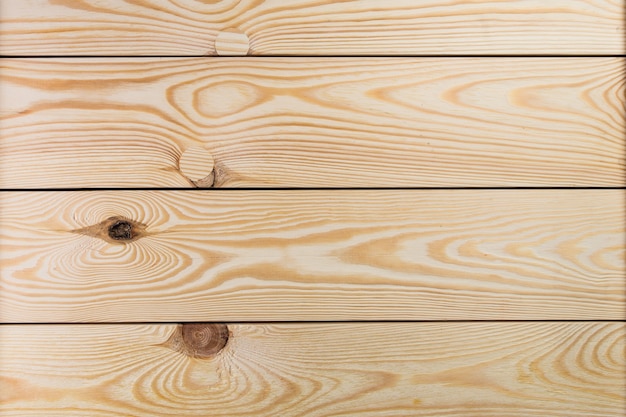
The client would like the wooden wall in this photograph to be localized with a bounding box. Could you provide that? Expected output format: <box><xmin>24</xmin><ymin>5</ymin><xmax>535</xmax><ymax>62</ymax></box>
<box><xmin>0</xmin><ymin>1</ymin><xmax>624</xmax><ymax>416</ymax></box>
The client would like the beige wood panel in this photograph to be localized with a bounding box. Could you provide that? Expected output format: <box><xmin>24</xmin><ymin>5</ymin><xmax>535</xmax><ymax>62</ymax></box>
<box><xmin>0</xmin><ymin>322</ymin><xmax>624</xmax><ymax>416</ymax></box>
<box><xmin>0</xmin><ymin>0</ymin><xmax>623</xmax><ymax>56</ymax></box>
<box><xmin>1</xmin><ymin>58</ymin><xmax>624</xmax><ymax>188</ymax></box>
<box><xmin>0</xmin><ymin>190</ymin><xmax>623</xmax><ymax>322</ymax></box>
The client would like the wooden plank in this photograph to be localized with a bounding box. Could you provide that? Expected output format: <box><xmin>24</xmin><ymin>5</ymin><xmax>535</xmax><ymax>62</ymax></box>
<box><xmin>0</xmin><ymin>190</ymin><xmax>623</xmax><ymax>322</ymax></box>
<box><xmin>0</xmin><ymin>0</ymin><xmax>623</xmax><ymax>56</ymax></box>
<box><xmin>0</xmin><ymin>322</ymin><xmax>624</xmax><ymax>416</ymax></box>
<box><xmin>1</xmin><ymin>58</ymin><xmax>624</xmax><ymax>189</ymax></box>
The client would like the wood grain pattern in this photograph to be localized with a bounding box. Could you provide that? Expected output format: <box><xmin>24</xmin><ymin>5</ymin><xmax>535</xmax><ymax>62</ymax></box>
<box><xmin>0</xmin><ymin>322</ymin><xmax>624</xmax><ymax>416</ymax></box>
<box><xmin>1</xmin><ymin>58</ymin><xmax>624</xmax><ymax>188</ymax></box>
<box><xmin>0</xmin><ymin>190</ymin><xmax>623</xmax><ymax>322</ymax></box>
<box><xmin>0</xmin><ymin>0</ymin><xmax>623</xmax><ymax>55</ymax></box>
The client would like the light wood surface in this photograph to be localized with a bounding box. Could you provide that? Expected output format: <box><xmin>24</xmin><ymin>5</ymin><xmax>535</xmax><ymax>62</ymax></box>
<box><xmin>0</xmin><ymin>190</ymin><xmax>623</xmax><ymax>322</ymax></box>
<box><xmin>0</xmin><ymin>0</ymin><xmax>623</xmax><ymax>56</ymax></box>
<box><xmin>1</xmin><ymin>58</ymin><xmax>624</xmax><ymax>188</ymax></box>
<box><xmin>1</xmin><ymin>2</ymin><xmax>623</xmax><ymax>414</ymax></box>
<box><xmin>0</xmin><ymin>322</ymin><xmax>624</xmax><ymax>416</ymax></box>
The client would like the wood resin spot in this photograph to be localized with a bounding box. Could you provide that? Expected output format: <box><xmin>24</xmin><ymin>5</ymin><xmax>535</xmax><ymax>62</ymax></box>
<box><xmin>71</xmin><ymin>216</ymin><xmax>147</xmax><ymax>244</ymax></box>
<box><xmin>163</xmin><ymin>324</ymin><xmax>229</xmax><ymax>359</ymax></box>
<box><xmin>179</xmin><ymin>146</ymin><xmax>215</xmax><ymax>187</ymax></box>
<box><xmin>214</xmin><ymin>29</ymin><xmax>250</xmax><ymax>56</ymax></box>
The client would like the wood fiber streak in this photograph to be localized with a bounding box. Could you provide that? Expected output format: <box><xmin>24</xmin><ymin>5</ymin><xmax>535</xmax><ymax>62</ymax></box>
<box><xmin>0</xmin><ymin>190</ymin><xmax>623</xmax><ymax>322</ymax></box>
<box><xmin>1</xmin><ymin>58</ymin><xmax>624</xmax><ymax>188</ymax></box>
<box><xmin>0</xmin><ymin>323</ymin><xmax>624</xmax><ymax>417</ymax></box>
<box><xmin>0</xmin><ymin>0</ymin><xmax>623</xmax><ymax>55</ymax></box>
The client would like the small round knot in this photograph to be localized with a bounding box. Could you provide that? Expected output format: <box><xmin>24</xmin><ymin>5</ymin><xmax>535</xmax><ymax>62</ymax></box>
<box><xmin>108</xmin><ymin>220</ymin><xmax>133</xmax><ymax>241</ymax></box>
<box><xmin>181</xmin><ymin>323</ymin><xmax>229</xmax><ymax>358</ymax></box>
<box><xmin>179</xmin><ymin>146</ymin><xmax>215</xmax><ymax>187</ymax></box>
<box><xmin>214</xmin><ymin>29</ymin><xmax>250</xmax><ymax>56</ymax></box>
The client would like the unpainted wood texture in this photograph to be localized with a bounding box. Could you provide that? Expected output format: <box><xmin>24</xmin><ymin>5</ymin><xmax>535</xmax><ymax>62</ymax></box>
<box><xmin>0</xmin><ymin>322</ymin><xmax>624</xmax><ymax>416</ymax></box>
<box><xmin>1</xmin><ymin>58</ymin><xmax>624</xmax><ymax>188</ymax></box>
<box><xmin>0</xmin><ymin>190</ymin><xmax>623</xmax><ymax>322</ymax></box>
<box><xmin>0</xmin><ymin>0</ymin><xmax>623</xmax><ymax>55</ymax></box>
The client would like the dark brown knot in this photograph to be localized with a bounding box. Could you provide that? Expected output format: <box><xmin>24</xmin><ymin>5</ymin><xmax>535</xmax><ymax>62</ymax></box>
<box><xmin>71</xmin><ymin>216</ymin><xmax>148</xmax><ymax>244</ymax></box>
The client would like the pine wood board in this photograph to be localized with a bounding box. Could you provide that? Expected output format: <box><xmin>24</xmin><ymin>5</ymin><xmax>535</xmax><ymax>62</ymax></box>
<box><xmin>1</xmin><ymin>190</ymin><xmax>623</xmax><ymax>322</ymax></box>
<box><xmin>0</xmin><ymin>322</ymin><xmax>624</xmax><ymax>416</ymax></box>
<box><xmin>0</xmin><ymin>0</ymin><xmax>623</xmax><ymax>56</ymax></box>
<box><xmin>1</xmin><ymin>57</ymin><xmax>624</xmax><ymax>188</ymax></box>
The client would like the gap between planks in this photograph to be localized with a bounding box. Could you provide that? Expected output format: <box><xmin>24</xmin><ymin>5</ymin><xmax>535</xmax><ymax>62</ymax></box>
<box><xmin>3</xmin><ymin>320</ymin><xmax>622</xmax><ymax>325</ymax></box>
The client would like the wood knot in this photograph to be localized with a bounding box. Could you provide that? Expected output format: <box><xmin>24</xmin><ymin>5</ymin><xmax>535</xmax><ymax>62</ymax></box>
<box><xmin>108</xmin><ymin>220</ymin><xmax>133</xmax><ymax>240</ymax></box>
<box><xmin>163</xmin><ymin>323</ymin><xmax>229</xmax><ymax>359</ymax></box>
<box><xmin>71</xmin><ymin>216</ymin><xmax>147</xmax><ymax>244</ymax></box>
<box><xmin>183</xmin><ymin>324</ymin><xmax>229</xmax><ymax>357</ymax></box>
<box><xmin>214</xmin><ymin>29</ymin><xmax>250</xmax><ymax>56</ymax></box>
<box><xmin>179</xmin><ymin>146</ymin><xmax>215</xmax><ymax>188</ymax></box>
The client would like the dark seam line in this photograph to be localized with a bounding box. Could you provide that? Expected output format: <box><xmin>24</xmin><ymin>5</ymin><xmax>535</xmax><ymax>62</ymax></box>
<box><xmin>2</xmin><ymin>320</ymin><xmax>624</xmax><ymax>325</ymax></box>
<box><xmin>0</xmin><ymin>187</ymin><xmax>624</xmax><ymax>192</ymax></box>
<box><xmin>1</xmin><ymin>54</ymin><xmax>625</xmax><ymax>59</ymax></box>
